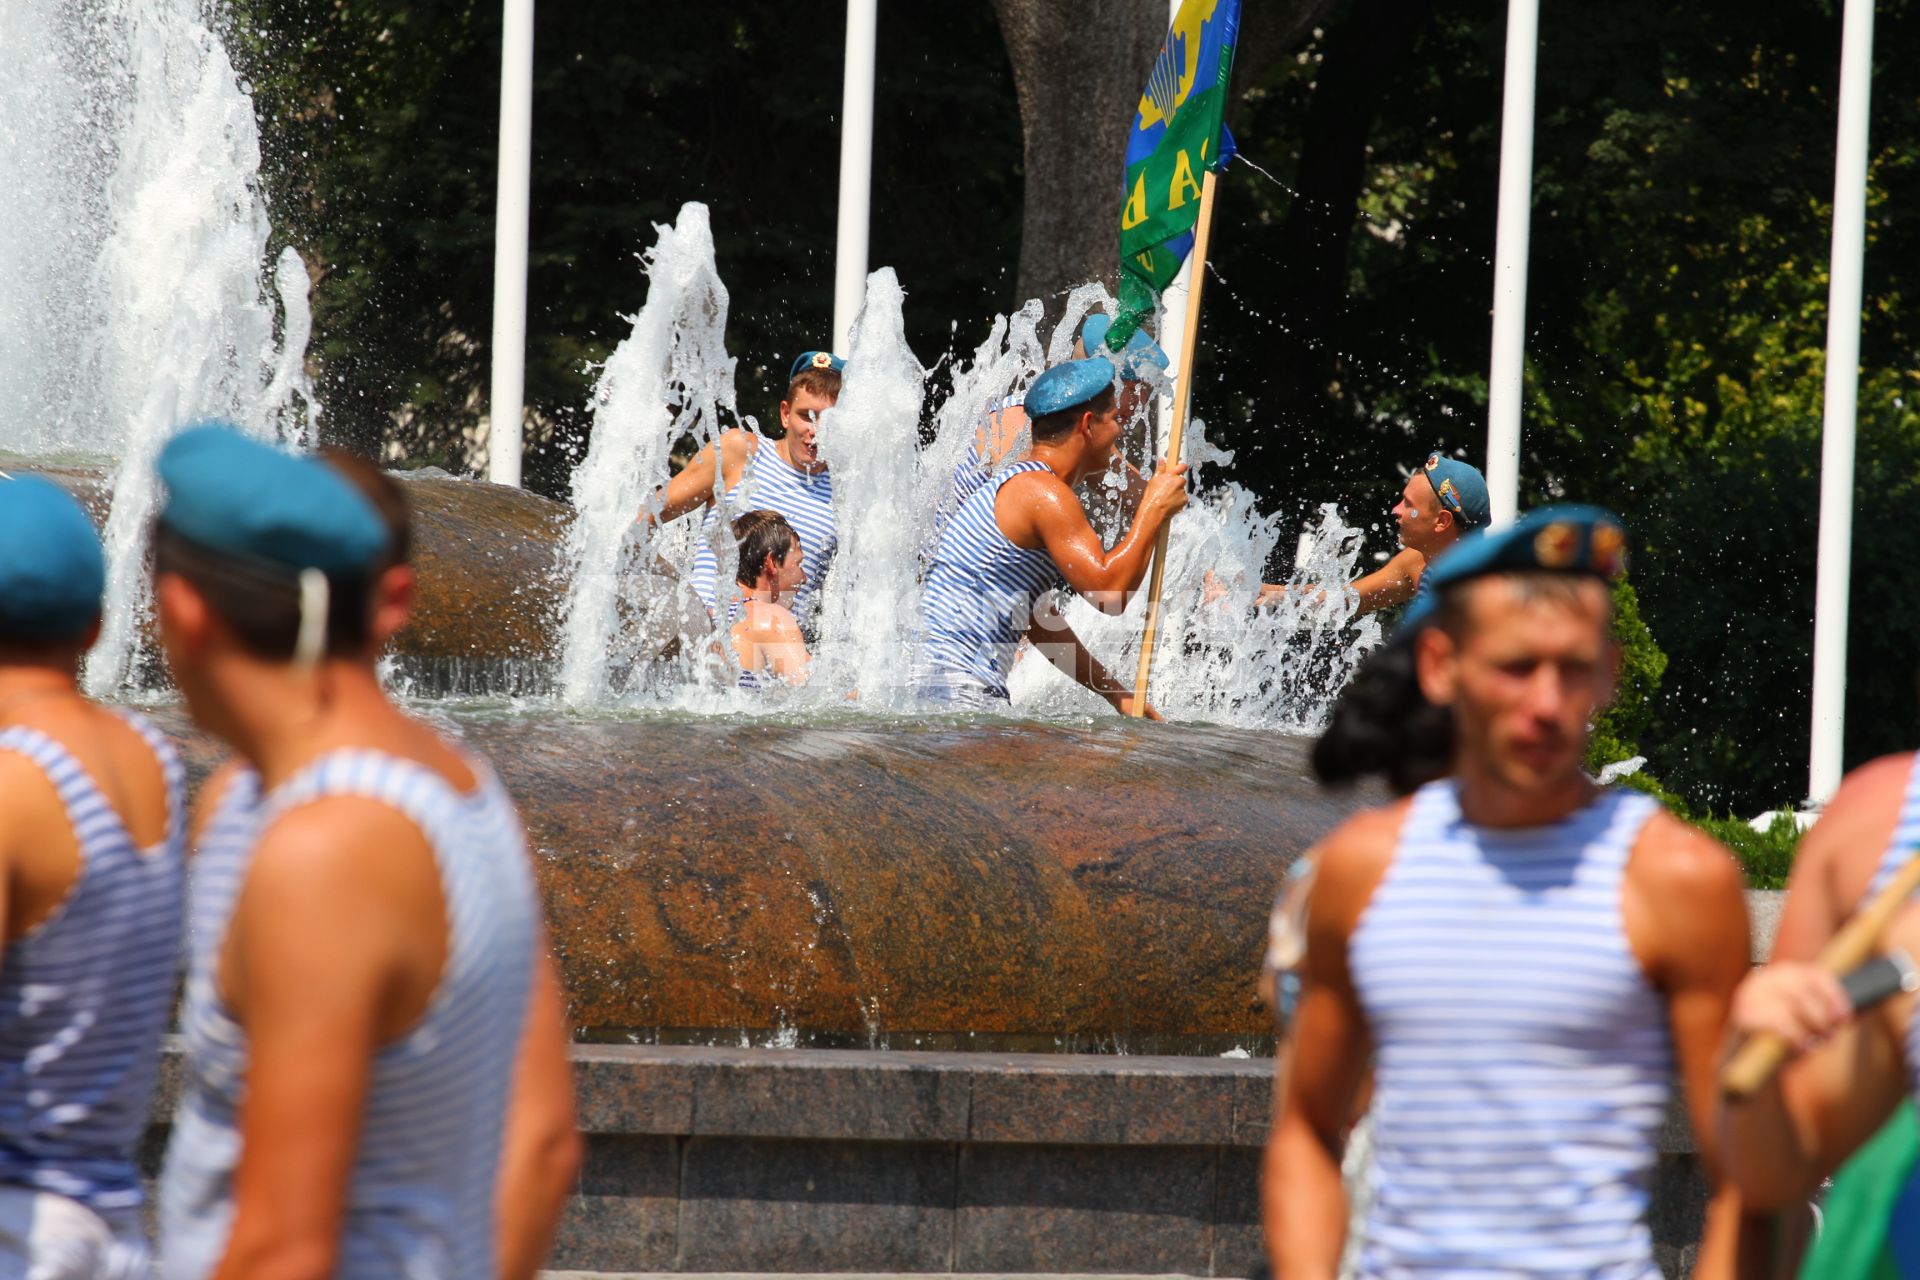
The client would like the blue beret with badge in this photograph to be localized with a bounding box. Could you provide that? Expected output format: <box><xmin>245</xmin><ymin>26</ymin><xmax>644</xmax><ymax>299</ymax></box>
<box><xmin>1424</xmin><ymin>504</ymin><xmax>1629</xmax><ymax>595</ymax></box>
<box><xmin>788</xmin><ymin>350</ymin><xmax>846</xmax><ymax>382</ymax></box>
<box><xmin>1420</xmin><ymin>451</ymin><xmax>1492</xmax><ymax>529</ymax></box>
<box><xmin>0</xmin><ymin>475</ymin><xmax>105</xmax><ymax>642</ymax></box>
<box><xmin>1025</xmin><ymin>356</ymin><xmax>1117</xmax><ymax>418</ymax></box>
<box><xmin>156</xmin><ymin>423</ymin><xmax>389</xmax><ymax>577</ymax></box>
<box><xmin>1079</xmin><ymin>313</ymin><xmax>1170</xmax><ymax>384</ymax></box>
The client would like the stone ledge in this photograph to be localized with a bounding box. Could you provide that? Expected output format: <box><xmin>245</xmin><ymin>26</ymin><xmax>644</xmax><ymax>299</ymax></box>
<box><xmin>573</xmin><ymin>1044</ymin><xmax>1272</xmax><ymax>1149</ymax></box>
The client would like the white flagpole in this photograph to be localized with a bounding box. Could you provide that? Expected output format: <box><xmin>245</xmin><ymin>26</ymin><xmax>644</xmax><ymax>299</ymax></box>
<box><xmin>1483</xmin><ymin>0</ymin><xmax>1540</xmax><ymax>529</ymax></box>
<box><xmin>1808</xmin><ymin>0</ymin><xmax>1876</xmax><ymax>807</ymax></box>
<box><xmin>487</xmin><ymin>0</ymin><xmax>535</xmax><ymax>487</ymax></box>
<box><xmin>831</xmin><ymin>0</ymin><xmax>878</xmax><ymax>352</ymax></box>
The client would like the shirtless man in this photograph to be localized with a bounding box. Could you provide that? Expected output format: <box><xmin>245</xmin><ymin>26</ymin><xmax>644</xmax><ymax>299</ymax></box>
<box><xmin>916</xmin><ymin>355</ymin><xmax>1188</xmax><ymax>715</ymax></box>
<box><xmin>1267</xmin><ymin>506</ymin><xmax>1749</xmax><ymax>1279</ymax></box>
<box><xmin>0</xmin><ymin>476</ymin><xmax>183</xmax><ymax>1278</ymax></box>
<box><xmin>151</xmin><ymin>425</ymin><xmax>579</xmax><ymax>1280</ymax></box>
<box><xmin>646</xmin><ymin>351</ymin><xmax>841</xmax><ymax>634</ymax></box>
<box><xmin>722</xmin><ymin>509</ymin><xmax>809</xmax><ymax>689</ymax></box>
<box><xmin>1222</xmin><ymin>451</ymin><xmax>1489</xmax><ymax>617</ymax></box>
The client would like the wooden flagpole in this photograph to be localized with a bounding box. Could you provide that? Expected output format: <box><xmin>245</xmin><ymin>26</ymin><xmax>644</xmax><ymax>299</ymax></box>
<box><xmin>1128</xmin><ymin>167</ymin><xmax>1219</xmax><ymax>716</ymax></box>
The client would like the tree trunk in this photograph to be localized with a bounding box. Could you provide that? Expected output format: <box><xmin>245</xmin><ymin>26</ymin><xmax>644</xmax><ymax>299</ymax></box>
<box><xmin>992</xmin><ymin>0</ymin><xmax>1340</xmax><ymax>311</ymax></box>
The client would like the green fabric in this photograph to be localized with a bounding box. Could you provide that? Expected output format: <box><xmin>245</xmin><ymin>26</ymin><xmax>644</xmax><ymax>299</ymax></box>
<box><xmin>1111</xmin><ymin>0</ymin><xmax>1239</xmax><ymax>346</ymax></box>
<box><xmin>1799</xmin><ymin>1101</ymin><xmax>1920</xmax><ymax>1280</ymax></box>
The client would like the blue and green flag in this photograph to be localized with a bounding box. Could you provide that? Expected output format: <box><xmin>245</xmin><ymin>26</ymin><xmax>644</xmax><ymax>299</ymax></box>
<box><xmin>1110</xmin><ymin>0</ymin><xmax>1241</xmax><ymax>348</ymax></box>
<box><xmin>1799</xmin><ymin>1102</ymin><xmax>1920</xmax><ymax>1280</ymax></box>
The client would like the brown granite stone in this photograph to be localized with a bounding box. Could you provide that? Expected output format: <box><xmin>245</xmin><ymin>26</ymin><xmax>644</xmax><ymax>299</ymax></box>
<box><xmin>678</xmin><ymin>1136</ymin><xmax>956</xmax><ymax>1271</ymax></box>
<box><xmin>954</xmin><ymin>1143</ymin><xmax>1216</xmax><ymax>1273</ymax></box>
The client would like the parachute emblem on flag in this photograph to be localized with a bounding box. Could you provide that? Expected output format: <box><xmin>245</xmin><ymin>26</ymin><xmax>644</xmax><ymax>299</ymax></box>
<box><xmin>1136</xmin><ymin>0</ymin><xmax>1218</xmax><ymax>130</ymax></box>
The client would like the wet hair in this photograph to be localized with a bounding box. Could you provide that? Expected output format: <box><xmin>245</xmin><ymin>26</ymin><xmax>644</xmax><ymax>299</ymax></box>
<box><xmin>1311</xmin><ymin>636</ymin><xmax>1455</xmax><ymax>796</ymax></box>
<box><xmin>320</xmin><ymin>447</ymin><xmax>412</xmax><ymax>567</ymax></box>
<box><xmin>1030</xmin><ymin>386</ymin><xmax>1116</xmax><ymax>443</ymax></box>
<box><xmin>149</xmin><ymin>521</ymin><xmax>375</xmax><ymax>662</ymax></box>
<box><xmin>732</xmin><ymin>509</ymin><xmax>798</xmax><ymax>587</ymax></box>
<box><xmin>784</xmin><ymin>366</ymin><xmax>842</xmax><ymax>406</ymax></box>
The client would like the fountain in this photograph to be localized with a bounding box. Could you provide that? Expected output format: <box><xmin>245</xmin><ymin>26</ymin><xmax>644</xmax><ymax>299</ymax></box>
<box><xmin>2</xmin><ymin>8</ymin><xmax>1734</xmax><ymax>1277</ymax></box>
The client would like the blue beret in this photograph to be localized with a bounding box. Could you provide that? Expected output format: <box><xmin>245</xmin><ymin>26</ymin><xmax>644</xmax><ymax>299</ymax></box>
<box><xmin>1026</xmin><ymin>356</ymin><xmax>1116</xmax><ymax>418</ymax></box>
<box><xmin>1080</xmin><ymin>313</ymin><xmax>1170</xmax><ymax>383</ymax></box>
<box><xmin>1423</xmin><ymin>504</ymin><xmax>1629</xmax><ymax>598</ymax></box>
<box><xmin>0</xmin><ymin>476</ymin><xmax>104</xmax><ymax>642</ymax></box>
<box><xmin>788</xmin><ymin>351</ymin><xmax>846</xmax><ymax>381</ymax></box>
<box><xmin>156</xmin><ymin>424</ymin><xmax>389</xmax><ymax>576</ymax></box>
<box><xmin>1419</xmin><ymin>451</ymin><xmax>1491</xmax><ymax>529</ymax></box>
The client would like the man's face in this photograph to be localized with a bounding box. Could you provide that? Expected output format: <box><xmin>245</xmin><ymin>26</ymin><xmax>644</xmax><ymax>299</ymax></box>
<box><xmin>780</xmin><ymin>388</ymin><xmax>836</xmax><ymax>470</ymax></box>
<box><xmin>1393</xmin><ymin>474</ymin><xmax>1448</xmax><ymax>554</ymax></box>
<box><xmin>1418</xmin><ymin>577</ymin><xmax>1618</xmax><ymax>795</ymax></box>
<box><xmin>773</xmin><ymin>539</ymin><xmax>806</xmax><ymax>602</ymax></box>
<box><xmin>1081</xmin><ymin>397</ymin><xmax>1124</xmax><ymax>468</ymax></box>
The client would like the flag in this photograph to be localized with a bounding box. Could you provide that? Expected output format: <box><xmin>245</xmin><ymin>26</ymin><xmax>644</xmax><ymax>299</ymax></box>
<box><xmin>1110</xmin><ymin>0</ymin><xmax>1241</xmax><ymax>348</ymax></box>
<box><xmin>1798</xmin><ymin>1101</ymin><xmax>1920</xmax><ymax>1279</ymax></box>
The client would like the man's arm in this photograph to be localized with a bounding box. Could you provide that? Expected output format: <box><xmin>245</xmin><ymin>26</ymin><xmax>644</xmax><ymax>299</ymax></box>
<box><xmin>1023</xmin><ymin>598</ymin><xmax>1157</xmax><ymax>719</ymax></box>
<box><xmin>1266</xmin><ymin>809</ymin><xmax>1400</xmax><ymax>1280</ymax></box>
<box><xmin>211</xmin><ymin>800</ymin><xmax>436</xmax><ymax>1280</ymax></box>
<box><xmin>1624</xmin><ymin>813</ymin><xmax>1753</xmax><ymax>1278</ymax></box>
<box><xmin>1256</xmin><ymin>547</ymin><xmax>1426</xmax><ymax>617</ymax></box>
<box><xmin>495</xmin><ymin>936</ymin><xmax>584</xmax><ymax>1280</ymax></box>
<box><xmin>641</xmin><ymin>431</ymin><xmax>752</xmax><ymax>526</ymax></box>
<box><xmin>1013</xmin><ymin>460</ymin><xmax>1188</xmax><ymax>610</ymax></box>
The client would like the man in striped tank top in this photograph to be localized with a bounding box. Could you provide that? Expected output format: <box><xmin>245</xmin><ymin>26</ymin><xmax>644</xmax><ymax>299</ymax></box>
<box><xmin>1268</xmin><ymin>507</ymin><xmax>1752</xmax><ymax>1279</ymax></box>
<box><xmin>147</xmin><ymin>426</ymin><xmax>580</xmax><ymax>1280</ymax></box>
<box><xmin>916</xmin><ymin>354</ymin><xmax>1190</xmax><ymax>714</ymax></box>
<box><xmin>1717</xmin><ymin>748</ymin><xmax>1920</xmax><ymax>1237</ymax></box>
<box><xmin>0</xmin><ymin>476</ymin><xmax>184</xmax><ymax>1278</ymax></box>
<box><xmin>645</xmin><ymin>351</ymin><xmax>843</xmax><ymax>636</ymax></box>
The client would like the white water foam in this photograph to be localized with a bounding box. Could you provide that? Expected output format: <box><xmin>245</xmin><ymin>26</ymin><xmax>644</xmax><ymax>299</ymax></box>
<box><xmin>811</xmin><ymin>268</ymin><xmax>927</xmax><ymax>707</ymax></box>
<box><xmin>0</xmin><ymin>0</ymin><xmax>316</xmax><ymax>694</ymax></box>
<box><xmin>557</xmin><ymin>203</ymin><xmax>738</xmax><ymax>708</ymax></box>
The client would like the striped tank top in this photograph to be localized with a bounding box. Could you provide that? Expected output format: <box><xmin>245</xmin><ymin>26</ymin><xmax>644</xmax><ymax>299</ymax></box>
<box><xmin>688</xmin><ymin>436</ymin><xmax>837</xmax><ymax>634</ymax></box>
<box><xmin>1348</xmin><ymin>781</ymin><xmax>1669</xmax><ymax>1279</ymax></box>
<box><xmin>159</xmin><ymin>751</ymin><xmax>539</xmax><ymax>1279</ymax></box>
<box><xmin>1865</xmin><ymin>753</ymin><xmax>1920</xmax><ymax>1099</ymax></box>
<box><xmin>0</xmin><ymin>711</ymin><xmax>184</xmax><ymax>1209</ymax></box>
<box><xmin>918</xmin><ymin>460</ymin><xmax>1065</xmax><ymax>699</ymax></box>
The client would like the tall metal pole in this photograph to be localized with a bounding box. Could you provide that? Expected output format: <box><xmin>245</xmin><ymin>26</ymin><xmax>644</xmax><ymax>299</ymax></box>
<box><xmin>1808</xmin><ymin>0</ymin><xmax>1876</xmax><ymax>807</ymax></box>
<box><xmin>831</xmin><ymin>0</ymin><xmax>878</xmax><ymax>353</ymax></box>
<box><xmin>1483</xmin><ymin>0</ymin><xmax>1540</xmax><ymax>529</ymax></box>
<box><xmin>487</xmin><ymin>0</ymin><xmax>535</xmax><ymax>487</ymax></box>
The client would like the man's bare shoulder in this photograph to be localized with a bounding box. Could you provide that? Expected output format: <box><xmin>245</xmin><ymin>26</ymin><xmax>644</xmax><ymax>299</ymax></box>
<box><xmin>1628</xmin><ymin>805</ymin><xmax>1746</xmax><ymax>903</ymax></box>
<box><xmin>1792</xmin><ymin>751</ymin><xmax>1914</xmax><ymax>908</ymax></box>
<box><xmin>1311</xmin><ymin>800</ymin><xmax>1412</xmax><ymax>888</ymax></box>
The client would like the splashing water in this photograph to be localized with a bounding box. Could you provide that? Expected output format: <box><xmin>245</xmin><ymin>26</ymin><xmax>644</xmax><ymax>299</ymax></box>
<box><xmin>557</xmin><ymin>203</ymin><xmax>738</xmax><ymax>708</ymax></box>
<box><xmin>811</xmin><ymin>269</ymin><xmax>926</xmax><ymax>706</ymax></box>
<box><xmin>0</xmin><ymin>0</ymin><xmax>316</xmax><ymax>695</ymax></box>
<box><xmin>1006</xmin><ymin>418</ymin><xmax>1383</xmax><ymax>730</ymax></box>
<box><xmin>552</xmin><ymin>211</ymin><xmax>1384</xmax><ymax>727</ymax></box>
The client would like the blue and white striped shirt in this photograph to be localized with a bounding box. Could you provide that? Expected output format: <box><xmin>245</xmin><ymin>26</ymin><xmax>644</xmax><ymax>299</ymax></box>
<box><xmin>0</xmin><ymin>711</ymin><xmax>184</xmax><ymax>1210</ymax></box>
<box><xmin>159</xmin><ymin>751</ymin><xmax>539</xmax><ymax>1279</ymax></box>
<box><xmin>918</xmin><ymin>459</ymin><xmax>1064</xmax><ymax>700</ymax></box>
<box><xmin>688</xmin><ymin>437</ymin><xmax>837</xmax><ymax>634</ymax></box>
<box><xmin>1866</xmin><ymin>754</ymin><xmax>1920</xmax><ymax>1099</ymax></box>
<box><xmin>1349</xmin><ymin>781</ymin><xmax>1668</xmax><ymax>1279</ymax></box>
